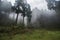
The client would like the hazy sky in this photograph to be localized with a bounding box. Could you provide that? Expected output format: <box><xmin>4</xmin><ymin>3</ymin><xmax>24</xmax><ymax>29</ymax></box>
<box><xmin>7</xmin><ymin>0</ymin><xmax>15</xmax><ymax>6</ymax></box>
<box><xmin>27</xmin><ymin>0</ymin><xmax>48</xmax><ymax>10</ymax></box>
<box><xmin>7</xmin><ymin>0</ymin><xmax>48</xmax><ymax>10</ymax></box>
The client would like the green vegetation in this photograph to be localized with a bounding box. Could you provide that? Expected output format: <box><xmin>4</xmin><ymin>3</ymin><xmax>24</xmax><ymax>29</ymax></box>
<box><xmin>0</xmin><ymin>29</ymin><xmax>60</xmax><ymax>40</ymax></box>
<box><xmin>0</xmin><ymin>0</ymin><xmax>60</xmax><ymax>40</ymax></box>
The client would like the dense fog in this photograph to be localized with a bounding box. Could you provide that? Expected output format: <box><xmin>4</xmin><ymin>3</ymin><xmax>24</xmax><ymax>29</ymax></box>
<box><xmin>0</xmin><ymin>0</ymin><xmax>60</xmax><ymax>28</ymax></box>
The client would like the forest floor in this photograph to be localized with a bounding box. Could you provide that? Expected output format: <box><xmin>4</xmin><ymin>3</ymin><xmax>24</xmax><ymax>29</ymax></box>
<box><xmin>0</xmin><ymin>29</ymin><xmax>60</xmax><ymax>40</ymax></box>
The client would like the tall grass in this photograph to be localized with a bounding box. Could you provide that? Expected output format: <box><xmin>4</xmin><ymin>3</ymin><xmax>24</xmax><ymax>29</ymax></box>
<box><xmin>0</xmin><ymin>29</ymin><xmax>60</xmax><ymax>40</ymax></box>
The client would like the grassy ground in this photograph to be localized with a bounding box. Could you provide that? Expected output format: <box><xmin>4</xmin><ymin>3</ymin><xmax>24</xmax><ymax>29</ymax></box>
<box><xmin>0</xmin><ymin>29</ymin><xmax>60</xmax><ymax>40</ymax></box>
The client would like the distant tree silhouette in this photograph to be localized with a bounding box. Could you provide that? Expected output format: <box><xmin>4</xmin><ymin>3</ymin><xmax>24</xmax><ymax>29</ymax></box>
<box><xmin>46</xmin><ymin>0</ymin><xmax>60</xmax><ymax>27</ymax></box>
<box><xmin>0</xmin><ymin>0</ymin><xmax>1</xmax><ymax>14</ymax></box>
<box><xmin>0</xmin><ymin>0</ymin><xmax>13</xmax><ymax>26</ymax></box>
<box><xmin>26</xmin><ymin>4</ymin><xmax>32</xmax><ymax>24</ymax></box>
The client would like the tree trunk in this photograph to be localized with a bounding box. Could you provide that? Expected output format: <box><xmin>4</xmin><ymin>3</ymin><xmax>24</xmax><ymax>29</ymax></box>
<box><xmin>23</xmin><ymin>16</ymin><xmax>24</xmax><ymax>26</ymax></box>
<box><xmin>0</xmin><ymin>0</ymin><xmax>1</xmax><ymax>14</ymax></box>
<box><xmin>15</xmin><ymin>13</ymin><xmax>19</xmax><ymax>25</ymax></box>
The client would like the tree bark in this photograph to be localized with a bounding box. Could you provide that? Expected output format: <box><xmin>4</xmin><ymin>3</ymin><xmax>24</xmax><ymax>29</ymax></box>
<box><xmin>15</xmin><ymin>13</ymin><xmax>19</xmax><ymax>25</ymax></box>
<box><xmin>23</xmin><ymin>16</ymin><xmax>24</xmax><ymax>26</ymax></box>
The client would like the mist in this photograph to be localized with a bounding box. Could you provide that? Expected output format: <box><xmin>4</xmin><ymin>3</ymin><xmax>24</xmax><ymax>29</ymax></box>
<box><xmin>0</xmin><ymin>0</ymin><xmax>60</xmax><ymax>27</ymax></box>
<box><xmin>0</xmin><ymin>0</ymin><xmax>60</xmax><ymax>40</ymax></box>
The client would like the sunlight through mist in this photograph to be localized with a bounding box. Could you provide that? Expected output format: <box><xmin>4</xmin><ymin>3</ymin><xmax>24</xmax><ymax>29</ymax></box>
<box><xmin>27</xmin><ymin>0</ymin><xmax>48</xmax><ymax>10</ymax></box>
<box><xmin>7</xmin><ymin>0</ymin><xmax>15</xmax><ymax>6</ymax></box>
